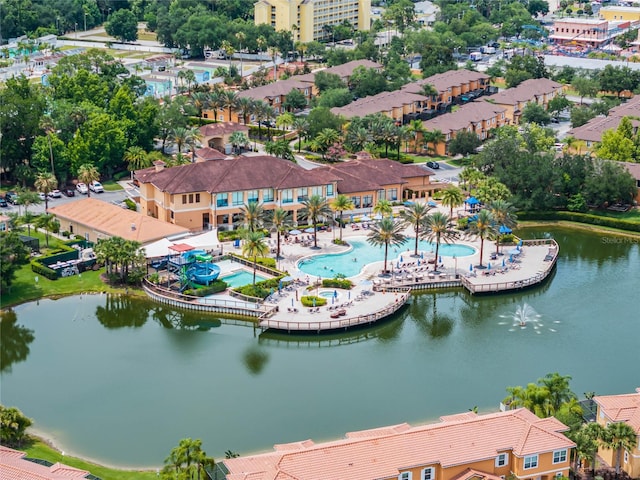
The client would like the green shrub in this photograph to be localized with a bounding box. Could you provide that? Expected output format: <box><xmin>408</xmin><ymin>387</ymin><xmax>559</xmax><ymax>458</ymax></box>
<box><xmin>229</xmin><ymin>253</ymin><xmax>276</xmax><ymax>269</ymax></box>
<box><xmin>301</xmin><ymin>295</ymin><xmax>327</xmax><ymax>307</ymax></box>
<box><xmin>61</xmin><ymin>231</ymin><xmax>70</xmax><ymax>238</ymax></box>
<box><xmin>148</xmin><ymin>273</ymin><xmax>160</xmax><ymax>284</ymax></box>
<box><xmin>113</xmin><ymin>171</ymin><xmax>130</xmax><ymax>181</ymax></box>
<box><xmin>124</xmin><ymin>198</ymin><xmax>137</xmax><ymax>211</ymax></box>
<box><xmin>30</xmin><ymin>261</ymin><xmax>58</xmax><ymax>280</ymax></box>
<box><xmin>500</xmin><ymin>233</ymin><xmax>515</xmax><ymax>244</ymax></box>
<box><xmin>457</xmin><ymin>217</ymin><xmax>469</xmax><ymax>229</ymax></box>
<box><xmin>184</xmin><ymin>279</ymin><xmax>228</xmax><ymax>296</ymax></box>
<box><xmin>322</xmin><ymin>278</ymin><xmax>353</xmax><ymax>289</ymax></box>
<box><xmin>517</xmin><ymin>210</ymin><xmax>640</xmax><ymax>232</ymax></box>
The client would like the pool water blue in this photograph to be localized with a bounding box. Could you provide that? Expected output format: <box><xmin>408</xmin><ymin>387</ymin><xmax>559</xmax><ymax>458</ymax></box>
<box><xmin>319</xmin><ymin>291</ymin><xmax>337</xmax><ymax>298</ymax></box>
<box><xmin>298</xmin><ymin>237</ymin><xmax>475</xmax><ymax>277</ymax></box>
<box><xmin>221</xmin><ymin>270</ymin><xmax>267</xmax><ymax>288</ymax></box>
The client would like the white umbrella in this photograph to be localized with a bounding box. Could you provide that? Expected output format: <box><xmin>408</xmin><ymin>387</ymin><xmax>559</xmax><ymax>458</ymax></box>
<box><xmin>373</xmin><ymin>213</ymin><xmax>383</xmax><ymax>220</ymax></box>
<box><xmin>289</xmin><ymin>229</ymin><xmax>301</xmax><ymax>235</ymax></box>
<box><xmin>360</xmin><ymin>215</ymin><xmax>372</xmax><ymax>222</ymax></box>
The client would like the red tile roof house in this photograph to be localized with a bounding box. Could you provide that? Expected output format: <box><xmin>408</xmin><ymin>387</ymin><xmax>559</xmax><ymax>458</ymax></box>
<box><xmin>198</xmin><ymin>122</ymin><xmax>250</xmax><ymax>153</ymax></box>
<box><xmin>0</xmin><ymin>445</ymin><xmax>91</xmax><ymax>480</ymax></box>
<box><xmin>330</xmin><ymin>90</ymin><xmax>429</xmax><ymax>123</ymax></box>
<box><xmin>622</xmin><ymin>162</ymin><xmax>640</xmax><ymax>203</ymax></box>
<box><xmin>217</xmin><ymin>408</ymin><xmax>575</xmax><ymax>480</ymax></box>
<box><xmin>421</xmin><ymin>101</ymin><xmax>508</xmax><ymax>156</ymax></box>
<box><xmin>593</xmin><ymin>388</ymin><xmax>640</xmax><ymax>478</ymax></box>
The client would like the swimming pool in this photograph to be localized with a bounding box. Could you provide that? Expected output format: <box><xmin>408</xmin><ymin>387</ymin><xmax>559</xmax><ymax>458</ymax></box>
<box><xmin>297</xmin><ymin>237</ymin><xmax>475</xmax><ymax>278</ymax></box>
<box><xmin>221</xmin><ymin>270</ymin><xmax>267</xmax><ymax>288</ymax></box>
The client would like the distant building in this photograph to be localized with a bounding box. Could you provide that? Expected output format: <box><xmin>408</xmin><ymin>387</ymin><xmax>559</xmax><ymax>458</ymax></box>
<box><xmin>218</xmin><ymin>408</ymin><xmax>575</xmax><ymax>480</ymax></box>
<box><xmin>0</xmin><ymin>445</ymin><xmax>92</xmax><ymax>480</ymax></box>
<box><xmin>549</xmin><ymin>17</ymin><xmax>637</xmax><ymax>48</ymax></box>
<box><xmin>254</xmin><ymin>0</ymin><xmax>371</xmax><ymax>43</ymax></box>
<box><xmin>599</xmin><ymin>5</ymin><xmax>640</xmax><ymax>22</ymax></box>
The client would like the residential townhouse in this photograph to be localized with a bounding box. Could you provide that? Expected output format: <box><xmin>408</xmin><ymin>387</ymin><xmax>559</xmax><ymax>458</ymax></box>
<box><xmin>136</xmin><ymin>155</ymin><xmax>339</xmax><ymax>231</ymax></box>
<box><xmin>198</xmin><ymin>122</ymin><xmax>250</xmax><ymax>153</ymax></box>
<box><xmin>622</xmin><ymin>162</ymin><xmax>640</xmax><ymax>202</ymax></box>
<box><xmin>1</xmin><ymin>445</ymin><xmax>92</xmax><ymax>480</ymax></box>
<box><xmin>566</xmin><ymin>94</ymin><xmax>640</xmax><ymax>152</ymax></box>
<box><xmin>217</xmin><ymin>408</ymin><xmax>575</xmax><ymax>480</ymax></box>
<box><xmin>593</xmin><ymin>388</ymin><xmax>640</xmax><ymax>478</ymax></box>
<box><xmin>484</xmin><ymin>78</ymin><xmax>564</xmax><ymax>125</ymax></box>
<box><xmin>421</xmin><ymin>101</ymin><xmax>508</xmax><ymax>156</ymax></box>
<box><xmin>331</xmin><ymin>90</ymin><xmax>428</xmax><ymax>123</ymax></box>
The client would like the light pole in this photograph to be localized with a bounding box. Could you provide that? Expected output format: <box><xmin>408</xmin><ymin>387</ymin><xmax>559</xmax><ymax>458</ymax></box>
<box><xmin>74</xmin><ymin>22</ymin><xmax>77</xmax><ymax>39</ymax></box>
<box><xmin>84</xmin><ymin>12</ymin><xmax>87</xmax><ymax>32</ymax></box>
<box><xmin>453</xmin><ymin>255</ymin><xmax>457</xmax><ymax>278</ymax></box>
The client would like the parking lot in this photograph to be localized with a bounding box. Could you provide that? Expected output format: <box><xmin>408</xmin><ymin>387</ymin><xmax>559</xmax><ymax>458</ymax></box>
<box><xmin>1</xmin><ymin>187</ymin><xmax>130</xmax><ymax>216</ymax></box>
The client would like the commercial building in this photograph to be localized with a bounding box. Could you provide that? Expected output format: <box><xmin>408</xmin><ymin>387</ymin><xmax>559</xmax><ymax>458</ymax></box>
<box><xmin>218</xmin><ymin>408</ymin><xmax>575</xmax><ymax>480</ymax></box>
<box><xmin>593</xmin><ymin>388</ymin><xmax>640</xmax><ymax>478</ymax></box>
<box><xmin>254</xmin><ymin>0</ymin><xmax>371</xmax><ymax>43</ymax></box>
<box><xmin>599</xmin><ymin>5</ymin><xmax>640</xmax><ymax>22</ymax></box>
<box><xmin>549</xmin><ymin>17</ymin><xmax>637</xmax><ymax>48</ymax></box>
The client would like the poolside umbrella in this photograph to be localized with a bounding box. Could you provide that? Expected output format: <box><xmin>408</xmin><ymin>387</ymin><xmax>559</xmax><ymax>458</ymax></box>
<box><xmin>361</xmin><ymin>215</ymin><xmax>372</xmax><ymax>222</ymax></box>
<box><xmin>438</xmin><ymin>256</ymin><xmax>442</xmax><ymax>264</ymax></box>
<box><xmin>518</xmin><ymin>239</ymin><xmax>523</xmax><ymax>247</ymax></box>
<box><xmin>469</xmin><ymin>264</ymin><xmax>473</xmax><ymax>272</ymax></box>
<box><xmin>417</xmin><ymin>259</ymin><xmax>421</xmax><ymax>266</ymax></box>
<box><xmin>509</xmin><ymin>248</ymin><xmax>520</xmax><ymax>256</ymax></box>
<box><xmin>487</xmin><ymin>262</ymin><xmax>491</xmax><ymax>271</ymax></box>
<box><xmin>509</xmin><ymin>254</ymin><xmax>514</xmax><ymax>263</ymax></box>
<box><xmin>334</xmin><ymin>290</ymin><xmax>338</xmax><ymax>298</ymax></box>
<box><xmin>374</xmin><ymin>213</ymin><xmax>383</xmax><ymax>220</ymax></box>
<box><xmin>350</xmin><ymin>214</ymin><xmax>354</xmax><ymax>223</ymax></box>
<box><xmin>304</xmin><ymin>227</ymin><xmax>315</xmax><ymax>233</ymax></box>
<box><xmin>499</xmin><ymin>225</ymin><xmax>512</xmax><ymax>234</ymax></box>
<box><xmin>502</xmin><ymin>258</ymin><xmax>506</xmax><ymax>267</ymax></box>
<box><xmin>348</xmin><ymin>291</ymin><xmax>351</xmax><ymax>300</ymax></box>
<box><xmin>289</xmin><ymin>229</ymin><xmax>302</xmax><ymax>235</ymax></box>
<box><xmin>312</xmin><ymin>297</ymin><xmax>316</xmax><ymax>307</ymax></box>
<box><xmin>291</xmin><ymin>298</ymin><xmax>294</xmax><ymax>306</ymax></box>
<box><xmin>421</xmin><ymin>252</ymin><xmax>424</xmax><ymax>259</ymax></box>
<box><xmin>281</xmin><ymin>276</ymin><xmax>294</xmax><ymax>282</ymax></box>
<box><xmin>427</xmin><ymin>200</ymin><xmax>437</xmax><ymax>207</ymax></box>
<box><xmin>400</xmin><ymin>255</ymin><xmax>403</xmax><ymax>263</ymax></box>
<box><xmin>278</xmin><ymin>280</ymin><xmax>282</xmax><ymax>292</ymax></box>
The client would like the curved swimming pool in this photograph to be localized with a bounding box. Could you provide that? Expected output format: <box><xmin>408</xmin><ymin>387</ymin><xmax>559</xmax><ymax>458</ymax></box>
<box><xmin>297</xmin><ymin>237</ymin><xmax>476</xmax><ymax>278</ymax></box>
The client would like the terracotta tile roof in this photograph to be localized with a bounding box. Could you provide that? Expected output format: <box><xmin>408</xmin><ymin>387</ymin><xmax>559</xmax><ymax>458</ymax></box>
<box><xmin>486</xmin><ymin>78</ymin><xmax>563</xmax><ymax>106</ymax></box>
<box><xmin>450</xmin><ymin>468</ymin><xmax>504</xmax><ymax>480</ymax></box>
<box><xmin>48</xmin><ymin>198</ymin><xmax>189</xmax><ymax>244</ymax></box>
<box><xmin>199</xmin><ymin>122</ymin><xmax>249</xmax><ymax>137</ymax></box>
<box><xmin>322</xmin><ymin>59</ymin><xmax>383</xmax><ymax>80</ymax></box>
<box><xmin>222</xmin><ymin>408</ymin><xmax>575</xmax><ymax>480</ymax></box>
<box><xmin>594</xmin><ymin>388</ymin><xmax>640</xmax><ymax>432</ymax></box>
<box><xmin>622</xmin><ymin>161</ymin><xmax>640</xmax><ymax>180</ymax></box>
<box><xmin>422</xmin><ymin>101</ymin><xmax>506</xmax><ymax>135</ymax></box>
<box><xmin>136</xmin><ymin>155</ymin><xmax>339</xmax><ymax>195</ymax></box>
<box><xmin>402</xmin><ymin>69</ymin><xmax>490</xmax><ymax>95</ymax></box>
<box><xmin>566</xmin><ymin>95</ymin><xmax>640</xmax><ymax>142</ymax></box>
<box><xmin>314</xmin><ymin>159</ymin><xmax>433</xmax><ymax>194</ymax></box>
<box><xmin>331</xmin><ymin>90</ymin><xmax>427</xmax><ymax>118</ymax></box>
<box><xmin>237</xmin><ymin>78</ymin><xmax>312</xmax><ymax>100</ymax></box>
<box><xmin>195</xmin><ymin>146</ymin><xmax>228</xmax><ymax>161</ymax></box>
<box><xmin>0</xmin><ymin>446</ymin><xmax>90</xmax><ymax>480</ymax></box>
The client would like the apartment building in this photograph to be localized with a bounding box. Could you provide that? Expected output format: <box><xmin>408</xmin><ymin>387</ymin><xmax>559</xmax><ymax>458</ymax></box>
<box><xmin>600</xmin><ymin>5</ymin><xmax>640</xmax><ymax>22</ymax></box>
<box><xmin>593</xmin><ymin>388</ymin><xmax>640</xmax><ymax>478</ymax></box>
<box><xmin>421</xmin><ymin>101</ymin><xmax>508</xmax><ymax>155</ymax></box>
<box><xmin>549</xmin><ymin>18</ymin><xmax>610</xmax><ymax>47</ymax></box>
<box><xmin>217</xmin><ymin>408</ymin><xmax>575</xmax><ymax>480</ymax></box>
<box><xmin>254</xmin><ymin>0</ymin><xmax>371</xmax><ymax>43</ymax></box>
<box><xmin>331</xmin><ymin>90</ymin><xmax>428</xmax><ymax>122</ymax></box>
<box><xmin>484</xmin><ymin>78</ymin><xmax>564</xmax><ymax>125</ymax></box>
<box><xmin>1</xmin><ymin>445</ymin><xmax>92</xmax><ymax>480</ymax></box>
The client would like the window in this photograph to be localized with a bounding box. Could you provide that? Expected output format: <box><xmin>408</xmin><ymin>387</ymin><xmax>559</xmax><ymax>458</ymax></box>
<box><xmin>495</xmin><ymin>453</ymin><xmax>508</xmax><ymax>467</ymax></box>
<box><xmin>378</xmin><ymin>189</ymin><xmax>386</xmax><ymax>201</ymax></box>
<box><xmin>556</xmin><ymin>473</ymin><xmax>564</xmax><ymax>478</ymax></box>
<box><xmin>182</xmin><ymin>195</ymin><xmax>187</xmax><ymax>204</ymax></box>
<box><xmin>263</xmin><ymin>188</ymin><xmax>274</xmax><ymax>202</ymax></box>
<box><xmin>195</xmin><ymin>193</ymin><xmax>200</xmax><ymax>203</ymax></box>
<box><xmin>422</xmin><ymin>467</ymin><xmax>434</xmax><ymax>480</ymax></box>
<box><xmin>282</xmin><ymin>189</ymin><xmax>293</xmax><ymax>204</ymax></box>
<box><xmin>311</xmin><ymin>186</ymin><xmax>322</xmax><ymax>197</ymax></box>
<box><xmin>232</xmin><ymin>192</ymin><xmax>243</xmax><ymax>206</ymax></box>
<box><xmin>247</xmin><ymin>190</ymin><xmax>259</xmax><ymax>203</ymax></box>
<box><xmin>217</xmin><ymin>193</ymin><xmax>228</xmax><ymax>208</ymax></box>
<box><xmin>624</xmin><ymin>451</ymin><xmax>629</xmax><ymax>464</ymax></box>
<box><xmin>326</xmin><ymin>184</ymin><xmax>334</xmax><ymax>197</ymax></box>
<box><xmin>189</xmin><ymin>194</ymin><xmax>194</xmax><ymax>203</ymax></box>
<box><xmin>363</xmin><ymin>195</ymin><xmax>373</xmax><ymax>208</ymax></box>
<box><xmin>524</xmin><ymin>455</ymin><xmax>538</xmax><ymax>469</ymax></box>
<box><xmin>297</xmin><ymin>188</ymin><xmax>308</xmax><ymax>202</ymax></box>
<box><xmin>399</xmin><ymin>473</ymin><xmax>412</xmax><ymax>480</ymax></box>
<box><xmin>388</xmin><ymin>189</ymin><xmax>398</xmax><ymax>201</ymax></box>
<box><xmin>553</xmin><ymin>449</ymin><xmax>567</xmax><ymax>464</ymax></box>
<box><xmin>170</xmin><ymin>211</ymin><xmax>174</xmax><ymax>219</ymax></box>
<box><xmin>351</xmin><ymin>196</ymin><xmax>361</xmax><ymax>208</ymax></box>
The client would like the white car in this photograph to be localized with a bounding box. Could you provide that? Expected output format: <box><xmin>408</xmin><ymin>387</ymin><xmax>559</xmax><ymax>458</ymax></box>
<box><xmin>89</xmin><ymin>181</ymin><xmax>104</xmax><ymax>193</ymax></box>
<box><xmin>38</xmin><ymin>192</ymin><xmax>46</xmax><ymax>200</ymax></box>
<box><xmin>76</xmin><ymin>183</ymin><xmax>89</xmax><ymax>195</ymax></box>
<box><xmin>49</xmin><ymin>189</ymin><xmax>62</xmax><ymax>198</ymax></box>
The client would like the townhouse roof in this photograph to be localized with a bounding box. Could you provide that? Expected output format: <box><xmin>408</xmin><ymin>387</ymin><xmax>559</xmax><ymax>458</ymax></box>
<box><xmin>566</xmin><ymin>94</ymin><xmax>640</xmax><ymax>142</ymax></box>
<box><xmin>237</xmin><ymin>78</ymin><xmax>312</xmax><ymax>100</ymax></box>
<box><xmin>48</xmin><ymin>198</ymin><xmax>189</xmax><ymax>244</ymax></box>
<box><xmin>135</xmin><ymin>155</ymin><xmax>340</xmax><ymax>195</ymax></box>
<box><xmin>322</xmin><ymin>59</ymin><xmax>383</xmax><ymax>80</ymax></box>
<box><xmin>314</xmin><ymin>158</ymin><xmax>434</xmax><ymax>194</ymax></box>
<box><xmin>486</xmin><ymin>78</ymin><xmax>563</xmax><ymax>106</ymax></box>
<box><xmin>422</xmin><ymin>101</ymin><xmax>506</xmax><ymax>135</ymax></box>
<box><xmin>194</xmin><ymin>146</ymin><xmax>228</xmax><ymax>161</ymax></box>
<box><xmin>330</xmin><ymin>90</ymin><xmax>427</xmax><ymax>118</ymax></box>
<box><xmin>0</xmin><ymin>445</ymin><xmax>90</xmax><ymax>480</ymax></box>
<box><xmin>622</xmin><ymin>161</ymin><xmax>640</xmax><ymax>180</ymax></box>
<box><xmin>199</xmin><ymin>122</ymin><xmax>249</xmax><ymax>137</ymax></box>
<box><xmin>222</xmin><ymin>408</ymin><xmax>575</xmax><ymax>480</ymax></box>
<box><xmin>594</xmin><ymin>388</ymin><xmax>640</xmax><ymax>433</ymax></box>
<box><xmin>402</xmin><ymin>69</ymin><xmax>490</xmax><ymax>95</ymax></box>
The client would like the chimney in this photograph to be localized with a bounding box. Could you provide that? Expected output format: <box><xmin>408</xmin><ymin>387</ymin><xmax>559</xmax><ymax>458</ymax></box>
<box><xmin>154</xmin><ymin>160</ymin><xmax>166</xmax><ymax>172</ymax></box>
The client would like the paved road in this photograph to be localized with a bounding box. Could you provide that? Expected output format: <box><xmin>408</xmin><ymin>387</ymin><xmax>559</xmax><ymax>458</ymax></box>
<box><xmin>2</xmin><ymin>189</ymin><xmax>129</xmax><ymax>216</ymax></box>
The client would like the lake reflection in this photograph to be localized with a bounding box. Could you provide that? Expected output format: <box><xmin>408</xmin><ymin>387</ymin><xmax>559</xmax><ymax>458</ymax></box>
<box><xmin>0</xmin><ymin>227</ymin><xmax>638</xmax><ymax>468</ymax></box>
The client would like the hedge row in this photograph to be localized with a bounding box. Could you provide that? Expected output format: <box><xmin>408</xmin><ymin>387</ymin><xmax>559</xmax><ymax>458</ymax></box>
<box><xmin>184</xmin><ymin>280</ymin><xmax>228</xmax><ymax>297</ymax></box>
<box><xmin>30</xmin><ymin>261</ymin><xmax>58</xmax><ymax>280</ymax></box>
<box><xmin>322</xmin><ymin>278</ymin><xmax>353</xmax><ymax>290</ymax></box>
<box><xmin>517</xmin><ymin>211</ymin><xmax>640</xmax><ymax>233</ymax></box>
<box><xmin>301</xmin><ymin>295</ymin><xmax>327</xmax><ymax>307</ymax></box>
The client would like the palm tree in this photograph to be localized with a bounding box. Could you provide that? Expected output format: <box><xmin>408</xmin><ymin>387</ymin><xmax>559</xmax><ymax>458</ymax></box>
<box><xmin>469</xmin><ymin>208</ymin><xmax>496</xmax><ymax>267</ymax></box>
<box><xmin>440</xmin><ymin>185</ymin><xmax>465</xmax><ymax>219</ymax></box>
<box><xmin>292</xmin><ymin>116</ymin><xmax>310</xmax><ymax>152</ymax></box>
<box><xmin>185</xmin><ymin>127</ymin><xmax>202</xmax><ymax>155</ymax></box>
<box><xmin>408</xmin><ymin>119</ymin><xmax>425</xmax><ymax>153</ymax></box>
<box><xmin>208</xmin><ymin>90</ymin><xmax>224</xmax><ymax>122</ymax></box>
<box><xmin>189</xmin><ymin>91</ymin><xmax>210</xmax><ymax>125</ymax></box>
<box><xmin>241</xmin><ymin>231</ymin><xmax>269</xmax><ymax>285</ymax></box>
<box><xmin>299</xmin><ymin>195</ymin><xmax>332</xmax><ymax>248</ymax></box>
<box><xmin>34</xmin><ymin>172</ymin><xmax>58</xmax><ymax>211</ymax></box>
<box><xmin>124</xmin><ymin>146</ymin><xmax>151</xmax><ymax>172</ymax></box>
<box><xmin>228</xmin><ymin>131</ymin><xmax>249</xmax><ymax>154</ymax></box>
<box><xmin>276</xmin><ymin>112</ymin><xmax>294</xmax><ymax>131</ymax></box>
<box><xmin>35</xmin><ymin>213</ymin><xmax>59</xmax><ymax>248</ymax></box>
<box><xmin>373</xmin><ymin>199</ymin><xmax>393</xmax><ymax>218</ymax></box>
<box><xmin>39</xmin><ymin>115</ymin><xmax>57</xmax><ymax>175</ymax></box>
<box><xmin>399</xmin><ymin>202</ymin><xmax>432</xmax><ymax>256</ymax></box>
<box><xmin>602</xmin><ymin>422</ymin><xmax>638</xmax><ymax>478</ymax></box>
<box><xmin>240</xmin><ymin>201</ymin><xmax>265</xmax><ymax>232</ymax></box>
<box><xmin>222</xmin><ymin>90</ymin><xmax>238</xmax><ymax>122</ymax></box>
<box><xmin>367</xmin><ymin>217</ymin><xmax>407</xmax><ymax>273</ymax></box>
<box><xmin>171</xmin><ymin>127</ymin><xmax>189</xmax><ymax>154</ymax></box>
<box><xmin>429</xmin><ymin>129</ymin><xmax>446</xmax><ymax>155</ymax></box>
<box><xmin>266</xmin><ymin>208</ymin><xmax>292</xmax><ymax>259</ymax></box>
<box><xmin>77</xmin><ymin>163</ymin><xmax>100</xmax><ymax>198</ymax></box>
<box><xmin>330</xmin><ymin>194</ymin><xmax>354</xmax><ymax>242</ymax></box>
<box><xmin>423</xmin><ymin>212</ymin><xmax>457</xmax><ymax>271</ymax></box>
<box><xmin>490</xmin><ymin>199</ymin><xmax>517</xmax><ymax>254</ymax></box>
<box><xmin>235</xmin><ymin>97</ymin><xmax>255</xmax><ymax>125</ymax></box>
<box><xmin>571</xmin><ymin>422</ymin><xmax>605</xmax><ymax>475</ymax></box>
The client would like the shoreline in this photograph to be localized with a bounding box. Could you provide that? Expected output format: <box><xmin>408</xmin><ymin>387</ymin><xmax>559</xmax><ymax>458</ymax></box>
<box><xmin>26</xmin><ymin>427</ymin><xmax>161</xmax><ymax>472</ymax></box>
<box><xmin>518</xmin><ymin>219</ymin><xmax>640</xmax><ymax>238</ymax></box>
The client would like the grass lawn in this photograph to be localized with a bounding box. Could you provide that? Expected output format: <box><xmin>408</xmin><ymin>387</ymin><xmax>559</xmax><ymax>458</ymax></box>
<box><xmin>101</xmin><ymin>180</ymin><xmax>123</xmax><ymax>191</ymax></box>
<box><xmin>587</xmin><ymin>208</ymin><xmax>640</xmax><ymax>223</ymax></box>
<box><xmin>24</xmin><ymin>438</ymin><xmax>158</xmax><ymax>480</ymax></box>
<box><xmin>405</xmin><ymin>154</ymin><xmax>448</xmax><ymax>164</ymax></box>
<box><xmin>137</xmin><ymin>30</ymin><xmax>158</xmax><ymax>41</ymax></box>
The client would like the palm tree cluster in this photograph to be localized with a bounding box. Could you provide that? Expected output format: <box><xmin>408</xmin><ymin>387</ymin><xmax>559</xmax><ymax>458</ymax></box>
<box><xmin>94</xmin><ymin>236</ymin><xmax>146</xmax><ymax>284</ymax></box>
<box><xmin>467</xmin><ymin>200</ymin><xmax>518</xmax><ymax>266</ymax></box>
<box><xmin>162</xmin><ymin>437</ymin><xmax>215</xmax><ymax>480</ymax></box>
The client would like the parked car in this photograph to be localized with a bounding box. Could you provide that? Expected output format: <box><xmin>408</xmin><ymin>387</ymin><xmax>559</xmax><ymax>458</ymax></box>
<box><xmin>49</xmin><ymin>189</ymin><xmax>62</xmax><ymax>198</ymax></box>
<box><xmin>62</xmin><ymin>188</ymin><xmax>75</xmax><ymax>197</ymax></box>
<box><xmin>426</xmin><ymin>161</ymin><xmax>440</xmax><ymax>169</ymax></box>
<box><xmin>5</xmin><ymin>191</ymin><xmax>19</xmax><ymax>204</ymax></box>
<box><xmin>76</xmin><ymin>183</ymin><xmax>88</xmax><ymax>195</ymax></box>
<box><xmin>0</xmin><ymin>197</ymin><xmax>8</xmax><ymax>208</ymax></box>
<box><xmin>38</xmin><ymin>192</ymin><xmax>46</xmax><ymax>200</ymax></box>
<box><xmin>89</xmin><ymin>181</ymin><xmax>104</xmax><ymax>193</ymax></box>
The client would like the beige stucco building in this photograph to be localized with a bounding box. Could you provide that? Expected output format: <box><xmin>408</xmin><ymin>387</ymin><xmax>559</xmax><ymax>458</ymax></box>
<box><xmin>254</xmin><ymin>0</ymin><xmax>371</xmax><ymax>43</ymax></box>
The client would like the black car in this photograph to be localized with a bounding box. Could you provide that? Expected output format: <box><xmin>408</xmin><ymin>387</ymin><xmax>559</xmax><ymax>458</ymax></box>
<box><xmin>0</xmin><ymin>197</ymin><xmax>8</xmax><ymax>208</ymax></box>
<box><xmin>5</xmin><ymin>191</ymin><xmax>19</xmax><ymax>204</ymax></box>
<box><xmin>426</xmin><ymin>161</ymin><xmax>440</xmax><ymax>169</ymax></box>
<box><xmin>62</xmin><ymin>188</ymin><xmax>75</xmax><ymax>197</ymax></box>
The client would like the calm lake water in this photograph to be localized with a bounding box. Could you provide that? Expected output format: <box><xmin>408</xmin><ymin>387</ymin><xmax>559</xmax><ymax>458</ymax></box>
<box><xmin>1</xmin><ymin>227</ymin><xmax>638</xmax><ymax>468</ymax></box>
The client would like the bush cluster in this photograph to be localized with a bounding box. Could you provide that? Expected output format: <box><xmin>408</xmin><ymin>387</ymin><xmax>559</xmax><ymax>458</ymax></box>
<box><xmin>301</xmin><ymin>295</ymin><xmax>327</xmax><ymax>307</ymax></box>
<box><xmin>518</xmin><ymin>211</ymin><xmax>640</xmax><ymax>232</ymax></box>
<box><xmin>322</xmin><ymin>278</ymin><xmax>353</xmax><ymax>289</ymax></box>
<box><xmin>184</xmin><ymin>280</ymin><xmax>228</xmax><ymax>296</ymax></box>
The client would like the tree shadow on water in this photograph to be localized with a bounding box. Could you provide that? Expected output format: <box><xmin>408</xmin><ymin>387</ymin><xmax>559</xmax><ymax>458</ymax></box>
<box><xmin>0</xmin><ymin>309</ymin><xmax>35</xmax><ymax>373</ymax></box>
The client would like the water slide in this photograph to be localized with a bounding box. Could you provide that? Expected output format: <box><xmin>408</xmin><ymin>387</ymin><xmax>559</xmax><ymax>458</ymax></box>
<box><xmin>186</xmin><ymin>263</ymin><xmax>221</xmax><ymax>286</ymax></box>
